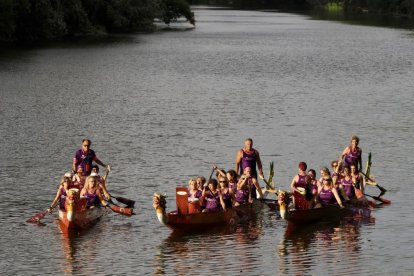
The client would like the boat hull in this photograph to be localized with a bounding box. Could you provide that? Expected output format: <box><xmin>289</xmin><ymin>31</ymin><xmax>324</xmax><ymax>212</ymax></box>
<box><xmin>58</xmin><ymin>207</ymin><xmax>106</xmax><ymax>231</ymax></box>
<box><xmin>163</xmin><ymin>201</ymin><xmax>260</xmax><ymax>231</ymax></box>
<box><xmin>280</xmin><ymin>204</ymin><xmax>371</xmax><ymax>225</ymax></box>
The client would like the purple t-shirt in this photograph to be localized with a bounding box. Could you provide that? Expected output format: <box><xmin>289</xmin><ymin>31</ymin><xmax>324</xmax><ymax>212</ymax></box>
<box><xmin>73</xmin><ymin>149</ymin><xmax>97</xmax><ymax>176</ymax></box>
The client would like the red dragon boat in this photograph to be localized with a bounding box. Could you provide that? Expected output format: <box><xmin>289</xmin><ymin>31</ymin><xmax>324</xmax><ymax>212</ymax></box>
<box><xmin>58</xmin><ymin>188</ymin><xmax>107</xmax><ymax>232</ymax></box>
<box><xmin>153</xmin><ymin>187</ymin><xmax>260</xmax><ymax>231</ymax></box>
<box><xmin>277</xmin><ymin>190</ymin><xmax>372</xmax><ymax>225</ymax></box>
<box><xmin>57</xmin><ymin>188</ymin><xmax>133</xmax><ymax>232</ymax></box>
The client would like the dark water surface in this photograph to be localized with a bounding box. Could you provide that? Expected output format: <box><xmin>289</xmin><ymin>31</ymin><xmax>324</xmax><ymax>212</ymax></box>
<box><xmin>1</xmin><ymin>6</ymin><xmax>413</xmax><ymax>275</ymax></box>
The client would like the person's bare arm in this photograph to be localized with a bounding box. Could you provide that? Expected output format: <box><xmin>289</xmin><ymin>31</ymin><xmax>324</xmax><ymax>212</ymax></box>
<box><xmin>235</xmin><ymin>150</ymin><xmax>242</xmax><ymax>175</ymax></box>
<box><xmin>256</xmin><ymin>150</ymin><xmax>264</xmax><ymax>178</ymax></box>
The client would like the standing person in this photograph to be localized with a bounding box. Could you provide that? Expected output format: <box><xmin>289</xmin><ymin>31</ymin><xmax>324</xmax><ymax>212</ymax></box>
<box><xmin>72</xmin><ymin>139</ymin><xmax>109</xmax><ymax>176</ymax></box>
<box><xmin>235</xmin><ymin>138</ymin><xmax>264</xmax><ymax>180</ymax></box>
<box><xmin>340</xmin><ymin>135</ymin><xmax>362</xmax><ymax>171</ymax></box>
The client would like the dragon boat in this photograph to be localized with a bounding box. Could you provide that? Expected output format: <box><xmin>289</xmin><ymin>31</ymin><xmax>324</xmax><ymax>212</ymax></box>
<box><xmin>57</xmin><ymin>188</ymin><xmax>107</xmax><ymax>231</ymax></box>
<box><xmin>57</xmin><ymin>188</ymin><xmax>134</xmax><ymax>232</ymax></box>
<box><xmin>153</xmin><ymin>187</ymin><xmax>260</xmax><ymax>231</ymax></box>
<box><xmin>277</xmin><ymin>191</ymin><xmax>372</xmax><ymax>225</ymax></box>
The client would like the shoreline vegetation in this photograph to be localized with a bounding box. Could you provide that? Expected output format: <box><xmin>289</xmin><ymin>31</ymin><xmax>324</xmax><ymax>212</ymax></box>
<box><xmin>1</xmin><ymin>0</ymin><xmax>413</xmax><ymax>43</ymax></box>
<box><xmin>0</xmin><ymin>0</ymin><xmax>195</xmax><ymax>43</ymax></box>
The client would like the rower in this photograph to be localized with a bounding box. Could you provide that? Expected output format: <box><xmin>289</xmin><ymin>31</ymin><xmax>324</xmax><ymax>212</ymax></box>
<box><xmin>290</xmin><ymin>162</ymin><xmax>310</xmax><ymax>210</ymax></box>
<box><xmin>202</xmin><ymin>179</ymin><xmax>226</xmax><ymax>212</ymax></box>
<box><xmin>90</xmin><ymin>165</ymin><xmax>111</xmax><ymax>200</ymax></box>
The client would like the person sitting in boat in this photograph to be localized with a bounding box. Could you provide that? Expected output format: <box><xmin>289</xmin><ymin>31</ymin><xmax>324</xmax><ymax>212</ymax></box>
<box><xmin>234</xmin><ymin>172</ymin><xmax>252</xmax><ymax>206</ymax></box>
<box><xmin>306</xmin><ymin>170</ymin><xmax>319</xmax><ymax>208</ymax></box>
<box><xmin>72</xmin><ymin>165</ymin><xmax>86</xmax><ymax>189</ymax></box>
<box><xmin>47</xmin><ymin>174</ymin><xmax>72</xmax><ymax>212</ymax></box>
<box><xmin>318</xmin><ymin>167</ymin><xmax>331</xmax><ymax>187</ymax></box>
<box><xmin>226</xmin><ymin>170</ymin><xmax>238</xmax><ymax>191</ymax></box>
<box><xmin>340</xmin><ymin>135</ymin><xmax>362</xmax><ymax>171</ymax></box>
<box><xmin>202</xmin><ymin>179</ymin><xmax>226</xmax><ymax>212</ymax></box>
<box><xmin>331</xmin><ymin>160</ymin><xmax>343</xmax><ymax>186</ymax></box>
<box><xmin>290</xmin><ymin>162</ymin><xmax>311</xmax><ymax>209</ymax></box>
<box><xmin>188</xmin><ymin>178</ymin><xmax>202</xmax><ymax>199</ymax></box>
<box><xmin>80</xmin><ymin>175</ymin><xmax>108</xmax><ymax>209</ymax></box>
<box><xmin>350</xmin><ymin>164</ymin><xmax>364</xmax><ymax>192</ymax></box>
<box><xmin>218</xmin><ymin>175</ymin><xmax>234</xmax><ymax>209</ymax></box>
<box><xmin>90</xmin><ymin>165</ymin><xmax>111</xmax><ymax>200</ymax></box>
<box><xmin>239</xmin><ymin>166</ymin><xmax>264</xmax><ymax>200</ymax></box>
<box><xmin>214</xmin><ymin>165</ymin><xmax>238</xmax><ymax>192</ymax></box>
<box><xmin>314</xmin><ymin>177</ymin><xmax>344</xmax><ymax>209</ymax></box>
<box><xmin>196</xmin><ymin>176</ymin><xmax>206</xmax><ymax>190</ymax></box>
<box><xmin>338</xmin><ymin>166</ymin><xmax>354</xmax><ymax>202</ymax></box>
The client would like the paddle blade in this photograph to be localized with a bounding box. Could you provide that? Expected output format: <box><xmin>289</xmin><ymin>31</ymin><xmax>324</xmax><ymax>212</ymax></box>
<box><xmin>109</xmin><ymin>205</ymin><xmax>134</xmax><ymax>216</ymax></box>
<box><xmin>373</xmin><ymin>196</ymin><xmax>391</xmax><ymax>205</ymax></box>
<box><xmin>377</xmin><ymin>184</ymin><xmax>387</xmax><ymax>194</ymax></box>
<box><xmin>115</xmin><ymin>197</ymin><xmax>135</xmax><ymax>208</ymax></box>
<box><xmin>26</xmin><ymin>210</ymin><xmax>48</xmax><ymax>224</ymax></box>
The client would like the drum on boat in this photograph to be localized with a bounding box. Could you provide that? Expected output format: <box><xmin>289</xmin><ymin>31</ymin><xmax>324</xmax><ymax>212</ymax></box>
<box><xmin>188</xmin><ymin>198</ymin><xmax>201</xmax><ymax>214</ymax></box>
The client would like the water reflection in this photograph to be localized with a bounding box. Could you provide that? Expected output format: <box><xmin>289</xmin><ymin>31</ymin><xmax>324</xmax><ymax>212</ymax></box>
<box><xmin>57</xmin><ymin>219</ymin><xmax>108</xmax><ymax>275</ymax></box>
<box><xmin>278</xmin><ymin>215</ymin><xmax>375</xmax><ymax>274</ymax></box>
<box><xmin>154</xmin><ymin>220</ymin><xmax>263</xmax><ymax>275</ymax></box>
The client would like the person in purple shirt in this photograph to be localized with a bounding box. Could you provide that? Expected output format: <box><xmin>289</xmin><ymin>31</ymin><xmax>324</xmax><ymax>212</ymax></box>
<box><xmin>235</xmin><ymin>138</ymin><xmax>264</xmax><ymax>180</ymax></box>
<box><xmin>72</xmin><ymin>139</ymin><xmax>108</xmax><ymax>176</ymax></box>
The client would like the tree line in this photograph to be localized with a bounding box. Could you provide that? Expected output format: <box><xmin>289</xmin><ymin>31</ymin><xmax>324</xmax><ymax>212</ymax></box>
<box><xmin>0</xmin><ymin>0</ymin><xmax>195</xmax><ymax>42</ymax></box>
<box><xmin>308</xmin><ymin>0</ymin><xmax>414</xmax><ymax>16</ymax></box>
<box><xmin>189</xmin><ymin>0</ymin><xmax>414</xmax><ymax>16</ymax></box>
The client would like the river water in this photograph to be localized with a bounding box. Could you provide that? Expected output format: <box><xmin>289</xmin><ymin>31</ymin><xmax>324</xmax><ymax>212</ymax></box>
<box><xmin>1</xmin><ymin>6</ymin><xmax>413</xmax><ymax>275</ymax></box>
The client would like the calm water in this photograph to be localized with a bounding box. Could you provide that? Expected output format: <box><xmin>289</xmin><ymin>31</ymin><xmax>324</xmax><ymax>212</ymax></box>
<box><xmin>1</xmin><ymin>6</ymin><xmax>413</xmax><ymax>275</ymax></box>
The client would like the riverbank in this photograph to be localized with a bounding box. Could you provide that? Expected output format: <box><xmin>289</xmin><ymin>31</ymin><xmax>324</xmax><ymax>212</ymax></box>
<box><xmin>0</xmin><ymin>0</ymin><xmax>194</xmax><ymax>43</ymax></box>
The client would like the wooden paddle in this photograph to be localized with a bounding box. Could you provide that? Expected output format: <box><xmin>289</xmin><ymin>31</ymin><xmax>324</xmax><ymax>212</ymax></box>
<box><xmin>26</xmin><ymin>200</ymin><xmax>59</xmax><ymax>224</ymax></box>
<box><xmin>105</xmin><ymin>200</ymin><xmax>134</xmax><ymax>216</ymax></box>
<box><xmin>364</xmin><ymin>193</ymin><xmax>391</xmax><ymax>204</ymax></box>
<box><xmin>26</xmin><ymin>210</ymin><xmax>50</xmax><ymax>224</ymax></box>
<box><xmin>360</xmin><ymin>171</ymin><xmax>387</xmax><ymax>194</ymax></box>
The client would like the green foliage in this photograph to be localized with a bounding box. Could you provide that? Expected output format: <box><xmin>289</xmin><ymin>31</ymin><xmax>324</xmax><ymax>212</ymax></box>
<box><xmin>0</xmin><ymin>0</ymin><xmax>194</xmax><ymax>42</ymax></box>
<box><xmin>0</xmin><ymin>0</ymin><xmax>15</xmax><ymax>40</ymax></box>
<box><xmin>159</xmin><ymin>0</ymin><xmax>195</xmax><ymax>25</ymax></box>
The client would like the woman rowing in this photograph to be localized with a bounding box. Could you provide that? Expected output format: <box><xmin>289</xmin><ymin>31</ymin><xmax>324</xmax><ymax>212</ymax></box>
<box><xmin>290</xmin><ymin>162</ymin><xmax>310</xmax><ymax>209</ymax></box>
<box><xmin>215</xmin><ymin>166</ymin><xmax>238</xmax><ymax>192</ymax></box>
<box><xmin>80</xmin><ymin>176</ymin><xmax>108</xmax><ymax>208</ymax></box>
<box><xmin>90</xmin><ymin>165</ymin><xmax>111</xmax><ymax>200</ymax></box>
<box><xmin>241</xmin><ymin>166</ymin><xmax>263</xmax><ymax>199</ymax></box>
<box><xmin>331</xmin><ymin>160</ymin><xmax>343</xmax><ymax>186</ymax></box>
<box><xmin>218</xmin><ymin>175</ymin><xmax>234</xmax><ymax>209</ymax></box>
<box><xmin>340</xmin><ymin>135</ymin><xmax>362</xmax><ymax>171</ymax></box>
<box><xmin>202</xmin><ymin>179</ymin><xmax>226</xmax><ymax>212</ymax></box>
<box><xmin>315</xmin><ymin>177</ymin><xmax>344</xmax><ymax>209</ymax></box>
<box><xmin>338</xmin><ymin>166</ymin><xmax>354</xmax><ymax>202</ymax></box>
<box><xmin>47</xmin><ymin>174</ymin><xmax>72</xmax><ymax>212</ymax></box>
<box><xmin>350</xmin><ymin>164</ymin><xmax>364</xmax><ymax>192</ymax></box>
<box><xmin>72</xmin><ymin>165</ymin><xmax>86</xmax><ymax>189</ymax></box>
<box><xmin>234</xmin><ymin>173</ymin><xmax>252</xmax><ymax>206</ymax></box>
<box><xmin>307</xmin><ymin>169</ymin><xmax>319</xmax><ymax>207</ymax></box>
